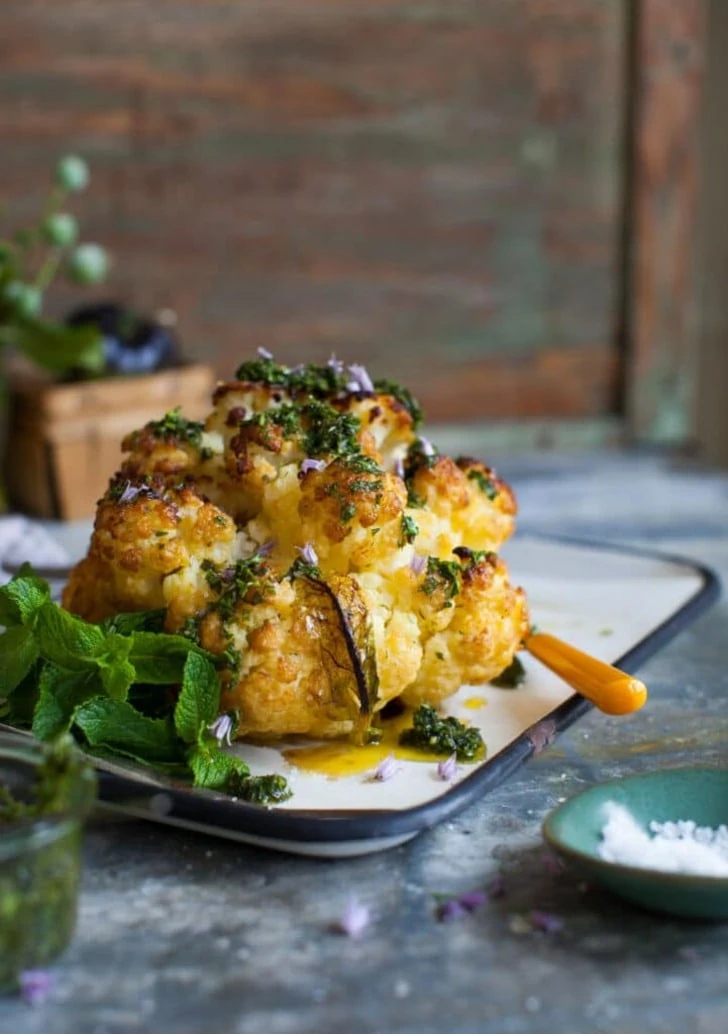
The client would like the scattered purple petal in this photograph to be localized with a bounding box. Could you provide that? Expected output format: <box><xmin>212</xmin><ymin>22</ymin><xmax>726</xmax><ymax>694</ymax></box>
<box><xmin>437</xmin><ymin>898</ymin><xmax>468</xmax><ymax>922</ymax></box>
<box><xmin>327</xmin><ymin>355</ymin><xmax>344</xmax><ymax>375</ymax></box>
<box><xmin>19</xmin><ymin>970</ymin><xmax>54</xmax><ymax>1006</ymax></box>
<box><xmin>298</xmin><ymin>542</ymin><xmax>319</xmax><ymax>567</ymax></box>
<box><xmin>410</xmin><ymin>553</ymin><xmax>427</xmax><ymax>576</ymax></box>
<box><xmin>488</xmin><ymin>874</ymin><xmax>506</xmax><ymax>899</ymax></box>
<box><xmin>257</xmin><ymin>347</ymin><xmax>274</xmax><ymax>360</ymax></box>
<box><xmin>529</xmin><ymin>910</ymin><xmax>564</xmax><ymax>934</ymax></box>
<box><xmin>458</xmin><ymin>890</ymin><xmax>487</xmax><ymax>911</ymax></box>
<box><xmin>346</xmin><ymin>363</ymin><xmax>375</xmax><ymax>393</ymax></box>
<box><xmin>301</xmin><ymin>458</ymin><xmax>327</xmax><ymax>474</ymax></box>
<box><xmin>437</xmin><ymin>753</ymin><xmax>458</xmax><ymax>782</ymax></box>
<box><xmin>208</xmin><ymin>714</ymin><xmax>234</xmax><ymax>747</ymax></box>
<box><xmin>678</xmin><ymin>945</ymin><xmax>701</xmax><ymax>962</ymax></box>
<box><xmin>369</xmin><ymin>753</ymin><xmax>401</xmax><ymax>782</ymax></box>
<box><xmin>335</xmin><ymin>897</ymin><xmax>370</xmax><ymax>938</ymax></box>
<box><xmin>418</xmin><ymin>436</ymin><xmax>436</xmax><ymax>457</ymax></box>
<box><xmin>436</xmin><ymin>889</ymin><xmax>486</xmax><ymax>922</ymax></box>
<box><xmin>393</xmin><ymin>457</ymin><xmax>405</xmax><ymax>480</ymax></box>
<box><xmin>526</xmin><ymin>719</ymin><xmax>557</xmax><ymax>756</ymax></box>
<box><xmin>257</xmin><ymin>539</ymin><xmax>276</xmax><ymax>557</ymax></box>
<box><xmin>541</xmin><ymin>851</ymin><xmax>565</xmax><ymax>875</ymax></box>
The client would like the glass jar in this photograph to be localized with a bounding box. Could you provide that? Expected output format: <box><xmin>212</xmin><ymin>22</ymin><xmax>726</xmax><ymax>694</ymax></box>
<box><xmin>0</xmin><ymin>732</ymin><xmax>96</xmax><ymax>990</ymax></box>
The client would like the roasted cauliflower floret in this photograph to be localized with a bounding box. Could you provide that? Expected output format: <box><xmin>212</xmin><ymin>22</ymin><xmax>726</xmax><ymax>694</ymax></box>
<box><xmin>406</xmin><ymin>447</ymin><xmax>516</xmax><ymax>556</ymax></box>
<box><xmin>63</xmin><ymin>480</ymin><xmax>247</xmax><ymax>624</ymax></box>
<box><xmin>403</xmin><ymin>549</ymin><xmax>529</xmax><ymax>707</ymax></box>
<box><xmin>219</xmin><ymin>574</ymin><xmax>375</xmax><ymax>740</ymax></box>
<box><xmin>63</xmin><ymin>354</ymin><xmax>529</xmax><ymax>742</ymax></box>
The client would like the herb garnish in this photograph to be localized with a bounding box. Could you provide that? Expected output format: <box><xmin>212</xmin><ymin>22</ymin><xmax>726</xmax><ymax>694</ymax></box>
<box><xmin>421</xmin><ymin>557</ymin><xmax>461</xmax><ymax>604</ymax></box>
<box><xmin>303</xmin><ymin>400</ymin><xmax>361</xmax><ymax>459</ymax></box>
<box><xmin>147</xmin><ymin>407</ymin><xmax>205</xmax><ymax>446</ymax></box>
<box><xmin>399</xmin><ymin>514</ymin><xmax>419</xmax><ymax>547</ymax></box>
<box><xmin>373</xmin><ymin>378</ymin><xmax>424</xmax><ymax>429</ymax></box>
<box><xmin>0</xmin><ymin>569</ymin><xmax>290</xmax><ymax>805</ymax></box>
<box><xmin>241</xmin><ymin>403</ymin><xmax>301</xmax><ymax>446</ymax></box>
<box><xmin>235</xmin><ymin>356</ymin><xmax>290</xmax><ymax>386</ymax></box>
<box><xmin>452</xmin><ymin>546</ymin><xmax>497</xmax><ymax>569</ymax></box>
<box><xmin>467</xmin><ymin>469</ymin><xmax>498</xmax><ymax>500</ymax></box>
<box><xmin>201</xmin><ymin>554</ymin><xmax>276</xmax><ymax>616</ymax></box>
<box><xmin>490</xmin><ymin>656</ymin><xmax>526</xmax><ymax>689</ymax></box>
<box><xmin>399</xmin><ymin>704</ymin><xmax>485</xmax><ymax>761</ymax></box>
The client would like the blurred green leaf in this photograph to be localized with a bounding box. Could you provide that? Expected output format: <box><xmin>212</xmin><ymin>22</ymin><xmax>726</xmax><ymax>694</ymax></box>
<box><xmin>11</xmin><ymin>317</ymin><xmax>104</xmax><ymax>375</ymax></box>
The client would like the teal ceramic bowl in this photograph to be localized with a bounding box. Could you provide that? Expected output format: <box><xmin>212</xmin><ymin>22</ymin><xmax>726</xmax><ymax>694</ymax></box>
<box><xmin>543</xmin><ymin>768</ymin><xmax>728</xmax><ymax>920</ymax></box>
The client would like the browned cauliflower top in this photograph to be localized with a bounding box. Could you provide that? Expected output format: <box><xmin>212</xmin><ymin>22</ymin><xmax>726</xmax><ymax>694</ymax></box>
<box><xmin>63</xmin><ymin>355</ymin><xmax>529</xmax><ymax>742</ymax></box>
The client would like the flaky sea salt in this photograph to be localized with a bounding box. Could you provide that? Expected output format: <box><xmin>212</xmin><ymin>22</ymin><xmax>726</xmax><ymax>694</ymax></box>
<box><xmin>598</xmin><ymin>802</ymin><xmax>728</xmax><ymax>877</ymax></box>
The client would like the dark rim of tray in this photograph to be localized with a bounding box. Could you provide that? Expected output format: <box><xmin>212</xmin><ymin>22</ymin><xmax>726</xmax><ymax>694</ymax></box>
<box><xmin>92</xmin><ymin>534</ymin><xmax>721</xmax><ymax>844</ymax></box>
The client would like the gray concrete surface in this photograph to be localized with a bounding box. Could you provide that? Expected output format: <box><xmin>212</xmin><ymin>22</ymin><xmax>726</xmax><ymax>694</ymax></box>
<box><xmin>3</xmin><ymin>452</ymin><xmax>728</xmax><ymax>1034</ymax></box>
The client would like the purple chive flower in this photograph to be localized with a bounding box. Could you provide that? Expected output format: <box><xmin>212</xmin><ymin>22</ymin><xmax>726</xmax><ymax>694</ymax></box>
<box><xmin>459</xmin><ymin>890</ymin><xmax>487</xmax><ymax>911</ymax></box>
<box><xmin>208</xmin><ymin>714</ymin><xmax>234</xmax><ymax>747</ymax></box>
<box><xmin>301</xmin><ymin>458</ymin><xmax>327</xmax><ymax>474</ymax></box>
<box><xmin>19</xmin><ymin>970</ymin><xmax>54</xmax><ymax>1006</ymax></box>
<box><xmin>257</xmin><ymin>539</ymin><xmax>276</xmax><ymax>557</ymax></box>
<box><xmin>418</xmin><ymin>436</ymin><xmax>436</xmax><ymax>457</ymax></box>
<box><xmin>529</xmin><ymin>910</ymin><xmax>564</xmax><ymax>934</ymax></box>
<box><xmin>436</xmin><ymin>889</ymin><xmax>487</xmax><ymax>922</ymax></box>
<box><xmin>346</xmin><ymin>363</ymin><xmax>375</xmax><ymax>393</ymax></box>
<box><xmin>369</xmin><ymin>753</ymin><xmax>401</xmax><ymax>782</ymax></box>
<box><xmin>298</xmin><ymin>542</ymin><xmax>319</xmax><ymax>567</ymax></box>
<box><xmin>327</xmin><ymin>355</ymin><xmax>344</xmax><ymax>375</ymax></box>
<box><xmin>257</xmin><ymin>347</ymin><xmax>274</xmax><ymax>360</ymax></box>
<box><xmin>410</xmin><ymin>553</ymin><xmax>427</xmax><ymax>576</ymax></box>
<box><xmin>119</xmin><ymin>482</ymin><xmax>142</xmax><ymax>504</ymax></box>
<box><xmin>393</xmin><ymin>457</ymin><xmax>405</xmax><ymax>480</ymax></box>
<box><xmin>335</xmin><ymin>897</ymin><xmax>371</xmax><ymax>938</ymax></box>
<box><xmin>437</xmin><ymin>753</ymin><xmax>458</xmax><ymax>782</ymax></box>
<box><xmin>437</xmin><ymin>898</ymin><xmax>468</xmax><ymax>923</ymax></box>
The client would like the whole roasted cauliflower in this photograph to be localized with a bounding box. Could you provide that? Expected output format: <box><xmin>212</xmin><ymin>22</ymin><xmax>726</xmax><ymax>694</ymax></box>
<box><xmin>64</xmin><ymin>355</ymin><xmax>529</xmax><ymax>742</ymax></box>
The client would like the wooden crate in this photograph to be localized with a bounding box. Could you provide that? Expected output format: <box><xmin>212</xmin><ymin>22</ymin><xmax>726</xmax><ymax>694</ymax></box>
<box><xmin>5</xmin><ymin>364</ymin><xmax>215</xmax><ymax>520</ymax></box>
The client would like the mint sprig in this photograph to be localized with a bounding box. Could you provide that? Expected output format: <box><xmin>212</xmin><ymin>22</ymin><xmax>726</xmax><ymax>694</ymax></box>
<box><xmin>0</xmin><ymin>570</ymin><xmax>291</xmax><ymax>805</ymax></box>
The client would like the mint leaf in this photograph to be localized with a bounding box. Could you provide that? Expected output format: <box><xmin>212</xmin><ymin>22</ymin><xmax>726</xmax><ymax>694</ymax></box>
<box><xmin>99</xmin><ymin>658</ymin><xmax>136</xmax><ymax>701</ymax></box>
<box><xmin>32</xmin><ymin>666</ymin><xmax>100</xmax><ymax>741</ymax></box>
<box><xmin>189</xmin><ymin>744</ymin><xmax>291</xmax><ymax>803</ymax></box>
<box><xmin>188</xmin><ymin>743</ymin><xmax>249</xmax><ymax>790</ymax></box>
<box><xmin>36</xmin><ymin>602</ymin><xmax>105</xmax><ymax>669</ymax></box>
<box><xmin>128</xmin><ymin>631</ymin><xmax>200</xmax><ymax>684</ymax></box>
<box><xmin>97</xmin><ymin>633</ymin><xmax>136</xmax><ymax>701</ymax></box>
<box><xmin>174</xmin><ymin>652</ymin><xmax>220</xmax><ymax>745</ymax></box>
<box><xmin>74</xmin><ymin>697</ymin><xmax>182</xmax><ymax>764</ymax></box>
<box><xmin>0</xmin><ymin>625</ymin><xmax>39</xmax><ymax>696</ymax></box>
<box><xmin>101</xmin><ymin>610</ymin><xmax>167</xmax><ymax>635</ymax></box>
<box><xmin>0</xmin><ymin>570</ymin><xmax>50</xmax><ymax>628</ymax></box>
<box><xmin>1</xmin><ymin>663</ymin><xmax>41</xmax><ymax>726</ymax></box>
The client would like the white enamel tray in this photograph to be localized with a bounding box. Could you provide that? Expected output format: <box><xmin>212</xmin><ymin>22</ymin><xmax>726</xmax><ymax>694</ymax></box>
<box><xmin>4</xmin><ymin>535</ymin><xmax>720</xmax><ymax>857</ymax></box>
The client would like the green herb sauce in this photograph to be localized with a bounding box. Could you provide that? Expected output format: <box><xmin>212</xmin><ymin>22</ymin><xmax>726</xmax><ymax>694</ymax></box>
<box><xmin>0</xmin><ymin>738</ymin><xmax>96</xmax><ymax>990</ymax></box>
<box><xmin>399</xmin><ymin>704</ymin><xmax>485</xmax><ymax>761</ymax></box>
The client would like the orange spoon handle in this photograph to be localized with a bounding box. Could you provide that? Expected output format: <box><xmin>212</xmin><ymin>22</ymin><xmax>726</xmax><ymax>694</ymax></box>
<box><xmin>524</xmin><ymin>632</ymin><xmax>648</xmax><ymax>715</ymax></box>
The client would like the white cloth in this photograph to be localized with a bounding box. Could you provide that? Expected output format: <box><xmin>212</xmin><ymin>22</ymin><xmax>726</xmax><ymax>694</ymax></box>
<box><xmin>0</xmin><ymin>516</ymin><xmax>70</xmax><ymax>585</ymax></box>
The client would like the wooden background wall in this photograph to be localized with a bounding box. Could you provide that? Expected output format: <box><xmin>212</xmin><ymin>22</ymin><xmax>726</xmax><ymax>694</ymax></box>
<box><xmin>2</xmin><ymin>1</ymin><xmax>631</xmax><ymax>426</ymax></box>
